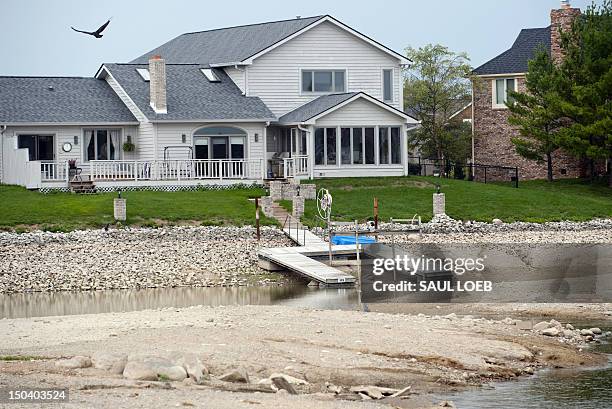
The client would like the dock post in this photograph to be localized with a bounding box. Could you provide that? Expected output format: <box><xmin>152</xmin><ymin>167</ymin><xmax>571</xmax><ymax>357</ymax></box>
<box><xmin>374</xmin><ymin>197</ymin><xmax>379</xmax><ymax>230</ymax></box>
<box><xmin>255</xmin><ymin>197</ymin><xmax>260</xmax><ymax>241</ymax></box>
<box><xmin>328</xmin><ymin>213</ymin><xmax>332</xmax><ymax>265</ymax></box>
<box><xmin>355</xmin><ymin>220</ymin><xmax>361</xmax><ymax>306</ymax></box>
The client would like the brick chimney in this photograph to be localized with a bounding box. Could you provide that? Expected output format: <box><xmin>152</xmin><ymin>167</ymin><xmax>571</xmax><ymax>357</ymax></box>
<box><xmin>550</xmin><ymin>1</ymin><xmax>581</xmax><ymax>64</ymax></box>
<box><xmin>149</xmin><ymin>55</ymin><xmax>167</xmax><ymax>114</ymax></box>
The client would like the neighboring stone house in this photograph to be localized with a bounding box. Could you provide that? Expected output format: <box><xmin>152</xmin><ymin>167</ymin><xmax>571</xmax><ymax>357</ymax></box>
<box><xmin>0</xmin><ymin>15</ymin><xmax>418</xmax><ymax>191</ymax></box>
<box><xmin>471</xmin><ymin>1</ymin><xmax>583</xmax><ymax>180</ymax></box>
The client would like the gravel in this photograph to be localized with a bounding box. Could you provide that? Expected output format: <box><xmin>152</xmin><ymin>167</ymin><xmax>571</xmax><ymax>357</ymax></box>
<box><xmin>2</xmin><ymin>217</ymin><xmax>611</xmax><ymax>294</ymax></box>
<box><xmin>314</xmin><ymin>216</ymin><xmax>612</xmax><ymax>243</ymax></box>
<box><xmin>0</xmin><ymin>226</ymin><xmax>293</xmax><ymax>293</ymax></box>
<box><xmin>422</xmin><ymin>215</ymin><xmax>612</xmax><ymax>234</ymax></box>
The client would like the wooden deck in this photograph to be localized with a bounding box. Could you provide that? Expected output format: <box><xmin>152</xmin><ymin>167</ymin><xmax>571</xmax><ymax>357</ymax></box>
<box><xmin>258</xmin><ymin>244</ymin><xmax>357</xmax><ymax>285</ymax></box>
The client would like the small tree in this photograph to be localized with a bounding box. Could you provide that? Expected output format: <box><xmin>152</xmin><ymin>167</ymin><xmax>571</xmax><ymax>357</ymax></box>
<box><xmin>416</xmin><ymin>120</ymin><xmax>472</xmax><ymax>163</ymax></box>
<box><xmin>404</xmin><ymin>44</ymin><xmax>472</xmax><ymax>161</ymax></box>
<box><xmin>555</xmin><ymin>1</ymin><xmax>612</xmax><ymax>186</ymax></box>
<box><xmin>507</xmin><ymin>49</ymin><xmax>563</xmax><ymax>182</ymax></box>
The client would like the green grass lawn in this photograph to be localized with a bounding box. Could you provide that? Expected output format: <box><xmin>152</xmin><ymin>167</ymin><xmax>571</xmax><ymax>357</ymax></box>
<box><xmin>294</xmin><ymin>176</ymin><xmax>612</xmax><ymax>227</ymax></box>
<box><xmin>0</xmin><ymin>185</ymin><xmax>273</xmax><ymax>232</ymax></box>
<box><xmin>1</xmin><ymin>177</ymin><xmax>610</xmax><ymax>232</ymax></box>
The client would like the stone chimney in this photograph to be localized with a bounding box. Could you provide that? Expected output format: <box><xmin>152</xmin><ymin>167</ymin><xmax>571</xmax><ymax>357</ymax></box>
<box><xmin>550</xmin><ymin>1</ymin><xmax>581</xmax><ymax>64</ymax></box>
<box><xmin>149</xmin><ymin>55</ymin><xmax>167</xmax><ymax>114</ymax></box>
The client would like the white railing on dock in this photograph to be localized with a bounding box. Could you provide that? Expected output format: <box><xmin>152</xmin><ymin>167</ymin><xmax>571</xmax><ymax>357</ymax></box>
<box><xmin>40</xmin><ymin>161</ymin><xmax>68</xmax><ymax>182</ymax></box>
<box><xmin>283</xmin><ymin>155</ymin><xmax>309</xmax><ymax>178</ymax></box>
<box><xmin>90</xmin><ymin>159</ymin><xmax>264</xmax><ymax>182</ymax></box>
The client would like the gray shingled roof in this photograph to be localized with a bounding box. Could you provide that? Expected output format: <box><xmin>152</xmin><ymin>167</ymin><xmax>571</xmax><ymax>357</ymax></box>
<box><xmin>473</xmin><ymin>27</ymin><xmax>551</xmax><ymax>75</ymax></box>
<box><xmin>0</xmin><ymin>77</ymin><xmax>137</xmax><ymax>123</ymax></box>
<box><xmin>278</xmin><ymin>93</ymin><xmax>359</xmax><ymax>124</ymax></box>
<box><xmin>131</xmin><ymin>16</ymin><xmax>324</xmax><ymax>65</ymax></box>
<box><xmin>104</xmin><ymin>64</ymin><xmax>275</xmax><ymax>121</ymax></box>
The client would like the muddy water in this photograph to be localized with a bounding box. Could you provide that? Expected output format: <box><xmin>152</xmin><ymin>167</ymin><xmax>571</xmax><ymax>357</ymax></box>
<box><xmin>0</xmin><ymin>286</ymin><xmax>358</xmax><ymax>319</ymax></box>
<box><xmin>433</xmin><ymin>325</ymin><xmax>612</xmax><ymax>409</ymax></box>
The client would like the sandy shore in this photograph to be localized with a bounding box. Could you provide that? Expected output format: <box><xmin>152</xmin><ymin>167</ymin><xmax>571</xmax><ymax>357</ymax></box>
<box><xmin>1</xmin><ymin>304</ymin><xmax>608</xmax><ymax>409</ymax></box>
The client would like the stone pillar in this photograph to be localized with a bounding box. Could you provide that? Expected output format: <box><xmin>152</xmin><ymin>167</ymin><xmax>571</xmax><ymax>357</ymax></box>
<box><xmin>300</xmin><ymin>184</ymin><xmax>316</xmax><ymax>200</ymax></box>
<box><xmin>269</xmin><ymin>181</ymin><xmax>283</xmax><ymax>201</ymax></box>
<box><xmin>292</xmin><ymin>196</ymin><xmax>305</xmax><ymax>219</ymax></box>
<box><xmin>260</xmin><ymin>196</ymin><xmax>274</xmax><ymax>217</ymax></box>
<box><xmin>114</xmin><ymin>198</ymin><xmax>127</xmax><ymax>221</ymax></box>
<box><xmin>282</xmin><ymin>183</ymin><xmax>298</xmax><ymax>200</ymax></box>
<box><xmin>433</xmin><ymin>193</ymin><xmax>445</xmax><ymax>216</ymax></box>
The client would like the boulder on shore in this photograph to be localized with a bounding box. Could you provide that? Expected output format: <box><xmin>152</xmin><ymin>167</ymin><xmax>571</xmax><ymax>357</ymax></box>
<box><xmin>55</xmin><ymin>356</ymin><xmax>91</xmax><ymax>369</ymax></box>
<box><xmin>219</xmin><ymin>368</ymin><xmax>249</xmax><ymax>383</ymax></box>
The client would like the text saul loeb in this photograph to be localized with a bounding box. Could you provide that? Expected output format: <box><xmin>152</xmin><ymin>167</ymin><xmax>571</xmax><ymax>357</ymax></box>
<box><xmin>371</xmin><ymin>255</ymin><xmax>492</xmax><ymax>293</ymax></box>
<box><xmin>372</xmin><ymin>280</ymin><xmax>493</xmax><ymax>293</ymax></box>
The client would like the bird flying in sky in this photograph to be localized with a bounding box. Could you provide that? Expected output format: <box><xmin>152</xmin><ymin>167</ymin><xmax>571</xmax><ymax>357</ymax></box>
<box><xmin>71</xmin><ymin>18</ymin><xmax>111</xmax><ymax>38</ymax></box>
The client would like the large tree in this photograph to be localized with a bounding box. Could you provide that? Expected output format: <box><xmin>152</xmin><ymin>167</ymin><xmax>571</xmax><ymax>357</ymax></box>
<box><xmin>404</xmin><ymin>44</ymin><xmax>472</xmax><ymax>161</ymax></box>
<box><xmin>555</xmin><ymin>0</ymin><xmax>612</xmax><ymax>186</ymax></box>
<box><xmin>507</xmin><ymin>49</ymin><xmax>564</xmax><ymax>182</ymax></box>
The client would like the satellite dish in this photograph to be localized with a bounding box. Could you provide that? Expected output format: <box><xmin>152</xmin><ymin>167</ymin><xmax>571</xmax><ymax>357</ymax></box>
<box><xmin>316</xmin><ymin>188</ymin><xmax>333</xmax><ymax>221</ymax></box>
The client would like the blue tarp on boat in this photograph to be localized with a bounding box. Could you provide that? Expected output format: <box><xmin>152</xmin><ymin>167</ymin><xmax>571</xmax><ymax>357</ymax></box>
<box><xmin>331</xmin><ymin>235</ymin><xmax>377</xmax><ymax>245</ymax></box>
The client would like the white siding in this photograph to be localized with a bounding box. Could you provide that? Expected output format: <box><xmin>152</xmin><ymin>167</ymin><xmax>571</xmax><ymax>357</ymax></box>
<box><xmin>137</xmin><ymin>122</ymin><xmax>156</xmax><ymax>161</ymax></box>
<box><xmin>310</xmin><ymin>99</ymin><xmax>407</xmax><ymax>179</ymax></box>
<box><xmin>154</xmin><ymin>122</ymin><xmax>266</xmax><ymax>162</ymax></box>
<box><xmin>1</xmin><ymin>125</ymin><xmax>140</xmax><ymax>175</ymax></box>
<box><xmin>224</xmin><ymin>67</ymin><xmax>246</xmax><ymax>93</ymax></box>
<box><xmin>247</xmin><ymin>21</ymin><xmax>402</xmax><ymax>116</ymax></box>
<box><xmin>315</xmin><ymin>98</ymin><xmax>405</xmax><ymax>126</ymax></box>
<box><xmin>103</xmin><ymin>73</ymin><xmax>148</xmax><ymax>123</ymax></box>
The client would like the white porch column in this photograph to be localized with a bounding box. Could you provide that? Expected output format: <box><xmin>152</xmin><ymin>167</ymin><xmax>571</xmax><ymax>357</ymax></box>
<box><xmin>263</xmin><ymin>122</ymin><xmax>268</xmax><ymax>179</ymax></box>
<box><xmin>308</xmin><ymin>125</ymin><xmax>315</xmax><ymax>180</ymax></box>
<box><xmin>401</xmin><ymin>124</ymin><xmax>408</xmax><ymax>176</ymax></box>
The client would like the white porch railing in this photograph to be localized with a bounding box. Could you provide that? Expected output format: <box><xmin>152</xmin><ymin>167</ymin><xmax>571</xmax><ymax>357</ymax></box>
<box><xmin>283</xmin><ymin>155</ymin><xmax>309</xmax><ymax>179</ymax></box>
<box><xmin>90</xmin><ymin>159</ymin><xmax>264</xmax><ymax>182</ymax></box>
<box><xmin>40</xmin><ymin>162</ymin><xmax>68</xmax><ymax>182</ymax></box>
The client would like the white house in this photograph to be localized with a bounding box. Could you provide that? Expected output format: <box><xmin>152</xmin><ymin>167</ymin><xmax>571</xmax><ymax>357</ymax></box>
<box><xmin>0</xmin><ymin>15</ymin><xmax>418</xmax><ymax>191</ymax></box>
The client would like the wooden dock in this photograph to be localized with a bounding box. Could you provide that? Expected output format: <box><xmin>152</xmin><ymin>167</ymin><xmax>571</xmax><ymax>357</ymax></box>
<box><xmin>258</xmin><ymin>244</ymin><xmax>357</xmax><ymax>285</ymax></box>
<box><xmin>282</xmin><ymin>227</ymin><xmax>324</xmax><ymax>247</ymax></box>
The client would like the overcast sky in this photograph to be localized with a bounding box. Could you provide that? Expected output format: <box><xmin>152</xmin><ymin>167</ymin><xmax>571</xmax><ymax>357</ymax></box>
<box><xmin>1</xmin><ymin>0</ymin><xmax>598</xmax><ymax>77</ymax></box>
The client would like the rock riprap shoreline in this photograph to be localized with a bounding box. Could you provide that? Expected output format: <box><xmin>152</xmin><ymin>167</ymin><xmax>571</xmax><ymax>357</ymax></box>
<box><xmin>0</xmin><ymin>226</ymin><xmax>292</xmax><ymax>293</ymax></box>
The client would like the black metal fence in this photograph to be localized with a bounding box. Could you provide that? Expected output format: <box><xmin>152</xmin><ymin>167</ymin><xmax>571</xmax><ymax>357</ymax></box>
<box><xmin>408</xmin><ymin>157</ymin><xmax>519</xmax><ymax>188</ymax></box>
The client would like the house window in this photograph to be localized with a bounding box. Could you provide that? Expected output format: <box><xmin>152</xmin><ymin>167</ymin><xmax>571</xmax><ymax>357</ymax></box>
<box><xmin>364</xmin><ymin>128</ymin><xmax>375</xmax><ymax>164</ymax></box>
<box><xmin>493</xmin><ymin>78</ymin><xmax>517</xmax><ymax>108</ymax></box>
<box><xmin>391</xmin><ymin>127</ymin><xmax>401</xmax><ymax>164</ymax></box>
<box><xmin>314</xmin><ymin>128</ymin><xmax>325</xmax><ymax>165</ymax></box>
<box><xmin>326</xmin><ymin>128</ymin><xmax>337</xmax><ymax>165</ymax></box>
<box><xmin>378</xmin><ymin>126</ymin><xmax>401</xmax><ymax>165</ymax></box>
<box><xmin>379</xmin><ymin>127</ymin><xmax>389</xmax><ymax>164</ymax></box>
<box><xmin>84</xmin><ymin>129</ymin><xmax>121</xmax><ymax>161</ymax></box>
<box><xmin>18</xmin><ymin>135</ymin><xmax>54</xmax><ymax>161</ymax></box>
<box><xmin>314</xmin><ymin>126</ymin><xmax>401</xmax><ymax>166</ymax></box>
<box><xmin>383</xmin><ymin>69</ymin><xmax>393</xmax><ymax>102</ymax></box>
<box><xmin>301</xmin><ymin>70</ymin><xmax>346</xmax><ymax>93</ymax></box>
<box><xmin>340</xmin><ymin>128</ymin><xmax>351</xmax><ymax>165</ymax></box>
<box><xmin>192</xmin><ymin>126</ymin><xmax>247</xmax><ymax>160</ymax></box>
<box><xmin>352</xmin><ymin>128</ymin><xmax>363</xmax><ymax>164</ymax></box>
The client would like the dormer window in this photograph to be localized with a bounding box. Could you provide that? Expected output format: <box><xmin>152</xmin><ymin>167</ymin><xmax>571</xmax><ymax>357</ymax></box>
<box><xmin>136</xmin><ymin>68</ymin><xmax>150</xmax><ymax>81</ymax></box>
<box><xmin>200</xmin><ymin>68</ymin><xmax>220</xmax><ymax>82</ymax></box>
<box><xmin>301</xmin><ymin>70</ymin><xmax>346</xmax><ymax>93</ymax></box>
<box><xmin>493</xmin><ymin>78</ymin><xmax>517</xmax><ymax>108</ymax></box>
